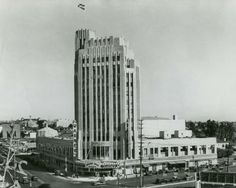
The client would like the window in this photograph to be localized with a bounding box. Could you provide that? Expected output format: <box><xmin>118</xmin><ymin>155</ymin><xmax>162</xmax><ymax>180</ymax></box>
<box><xmin>106</xmin><ymin>56</ymin><xmax>109</xmax><ymax>62</ymax></box>
<box><xmin>150</xmin><ymin>148</ymin><xmax>153</xmax><ymax>154</ymax></box>
<box><xmin>117</xmin><ymin>54</ymin><xmax>120</xmax><ymax>61</ymax></box>
<box><xmin>144</xmin><ymin>148</ymin><xmax>148</xmax><ymax>156</ymax></box>
<box><xmin>102</xmin><ymin>57</ymin><xmax>104</xmax><ymax>62</ymax></box>
<box><xmin>113</xmin><ymin>150</ymin><xmax>116</xmax><ymax>160</ymax></box>
<box><xmin>101</xmin><ymin>147</ymin><xmax>104</xmax><ymax>157</ymax></box>
<box><xmin>93</xmin><ymin>57</ymin><xmax>95</xmax><ymax>63</ymax></box>
<box><xmin>118</xmin><ymin>149</ymin><xmax>121</xmax><ymax>159</ymax></box>
<box><xmin>112</xmin><ymin>55</ymin><xmax>116</xmax><ymax>61</ymax></box>
<box><xmin>97</xmin><ymin>147</ymin><xmax>100</xmax><ymax>157</ymax></box>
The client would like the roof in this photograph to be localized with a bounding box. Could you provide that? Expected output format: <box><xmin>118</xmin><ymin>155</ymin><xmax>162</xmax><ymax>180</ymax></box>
<box><xmin>58</xmin><ymin>130</ymin><xmax>73</xmax><ymax>139</ymax></box>
<box><xmin>142</xmin><ymin>116</ymin><xmax>170</xmax><ymax>120</ymax></box>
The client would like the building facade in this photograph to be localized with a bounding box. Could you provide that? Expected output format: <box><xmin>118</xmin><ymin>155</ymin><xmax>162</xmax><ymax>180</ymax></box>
<box><xmin>74</xmin><ymin>29</ymin><xmax>140</xmax><ymax>160</ymax></box>
<box><xmin>37</xmin><ymin>126</ymin><xmax>58</xmax><ymax>137</ymax></box>
<box><xmin>142</xmin><ymin>116</ymin><xmax>186</xmax><ymax>138</ymax></box>
<box><xmin>142</xmin><ymin>137</ymin><xmax>217</xmax><ymax>168</ymax></box>
<box><xmin>36</xmin><ymin>128</ymin><xmax>74</xmax><ymax>172</ymax></box>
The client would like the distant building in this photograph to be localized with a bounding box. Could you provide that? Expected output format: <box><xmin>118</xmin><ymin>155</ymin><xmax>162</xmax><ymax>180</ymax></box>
<box><xmin>56</xmin><ymin>119</ymin><xmax>73</xmax><ymax>128</ymax></box>
<box><xmin>37</xmin><ymin>126</ymin><xmax>58</xmax><ymax>137</ymax></box>
<box><xmin>29</xmin><ymin>132</ymin><xmax>37</xmax><ymax>139</ymax></box>
<box><xmin>15</xmin><ymin>139</ymin><xmax>37</xmax><ymax>154</ymax></box>
<box><xmin>217</xmin><ymin>142</ymin><xmax>229</xmax><ymax>150</ymax></box>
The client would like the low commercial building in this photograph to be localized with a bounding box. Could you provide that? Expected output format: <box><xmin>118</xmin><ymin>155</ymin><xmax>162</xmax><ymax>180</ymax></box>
<box><xmin>36</xmin><ymin>127</ymin><xmax>74</xmax><ymax>172</ymax></box>
<box><xmin>129</xmin><ymin>116</ymin><xmax>218</xmax><ymax>173</ymax></box>
<box><xmin>37</xmin><ymin>136</ymin><xmax>74</xmax><ymax>172</ymax></box>
<box><xmin>35</xmin><ymin>116</ymin><xmax>220</xmax><ymax>176</ymax></box>
<box><xmin>140</xmin><ymin>137</ymin><xmax>217</xmax><ymax>172</ymax></box>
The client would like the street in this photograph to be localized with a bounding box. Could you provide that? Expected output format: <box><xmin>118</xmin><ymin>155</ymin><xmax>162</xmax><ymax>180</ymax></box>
<box><xmin>21</xmin><ymin>160</ymin><xmax>195</xmax><ymax>188</ymax></box>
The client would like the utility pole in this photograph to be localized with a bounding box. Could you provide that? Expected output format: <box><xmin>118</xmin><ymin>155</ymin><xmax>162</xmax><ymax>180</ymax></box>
<box><xmin>65</xmin><ymin>156</ymin><xmax>68</xmax><ymax>174</ymax></box>
<box><xmin>227</xmin><ymin>142</ymin><xmax>231</xmax><ymax>173</ymax></box>
<box><xmin>139</xmin><ymin>119</ymin><xmax>143</xmax><ymax>188</ymax></box>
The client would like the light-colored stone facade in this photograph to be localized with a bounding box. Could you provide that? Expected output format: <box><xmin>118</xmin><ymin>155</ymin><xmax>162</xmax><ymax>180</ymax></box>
<box><xmin>74</xmin><ymin>29</ymin><xmax>140</xmax><ymax>160</ymax></box>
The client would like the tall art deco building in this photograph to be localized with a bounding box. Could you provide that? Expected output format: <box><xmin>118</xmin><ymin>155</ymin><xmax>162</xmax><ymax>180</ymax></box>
<box><xmin>74</xmin><ymin>29</ymin><xmax>140</xmax><ymax>161</ymax></box>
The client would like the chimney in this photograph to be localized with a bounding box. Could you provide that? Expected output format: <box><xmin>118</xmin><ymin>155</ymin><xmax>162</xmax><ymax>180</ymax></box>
<box><xmin>173</xmin><ymin>115</ymin><xmax>178</xmax><ymax>120</ymax></box>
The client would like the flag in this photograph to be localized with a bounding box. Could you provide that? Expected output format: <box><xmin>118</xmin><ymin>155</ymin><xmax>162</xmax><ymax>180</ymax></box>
<box><xmin>78</xmin><ymin>3</ymin><xmax>85</xmax><ymax>10</ymax></box>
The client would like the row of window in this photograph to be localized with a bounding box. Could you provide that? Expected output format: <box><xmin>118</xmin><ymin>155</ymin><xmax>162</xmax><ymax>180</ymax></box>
<box><xmin>38</xmin><ymin>143</ymin><xmax>73</xmax><ymax>157</ymax></box>
<box><xmin>92</xmin><ymin>146</ymin><xmax>110</xmax><ymax>158</ymax></box>
<box><xmin>88</xmin><ymin>38</ymin><xmax>111</xmax><ymax>46</ymax></box>
<box><xmin>82</xmin><ymin>55</ymin><xmax>120</xmax><ymax>64</ymax></box>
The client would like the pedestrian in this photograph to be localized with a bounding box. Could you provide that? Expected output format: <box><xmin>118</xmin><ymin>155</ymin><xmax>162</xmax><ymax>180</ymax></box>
<box><xmin>29</xmin><ymin>179</ymin><xmax>32</xmax><ymax>188</ymax></box>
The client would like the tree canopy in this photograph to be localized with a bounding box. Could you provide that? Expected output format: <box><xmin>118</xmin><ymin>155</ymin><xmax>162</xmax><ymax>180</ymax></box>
<box><xmin>186</xmin><ymin>120</ymin><xmax>235</xmax><ymax>142</ymax></box>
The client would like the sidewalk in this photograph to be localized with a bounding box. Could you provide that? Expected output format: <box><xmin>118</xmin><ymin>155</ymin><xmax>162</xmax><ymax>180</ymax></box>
<box><xmin>65</xmin><ymin>174</ymin><xmax>137</xmax><ymax>183</ymax></box>
<box><xmin>66</xmin><ymin>176</ymin><xmax>117</xmax><ymax>182</ymax></box>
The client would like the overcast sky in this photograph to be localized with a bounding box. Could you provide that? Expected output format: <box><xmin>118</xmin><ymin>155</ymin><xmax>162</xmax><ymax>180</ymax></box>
<box><xmin>1</xmin><ymin>0</ymin><xmax>236</xmax><ymax>121</ymax></box>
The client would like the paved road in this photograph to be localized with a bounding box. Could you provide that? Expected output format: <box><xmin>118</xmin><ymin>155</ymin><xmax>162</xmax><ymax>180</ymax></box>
<box><xmin>18</xmin><ymin>157</ymin><xmax>196</xmax><ymax>188</ymax></box>
<box><xmin>22</xmin><ymin>168</ymin><xmax>195</xmax><ymax>188</ymax></box>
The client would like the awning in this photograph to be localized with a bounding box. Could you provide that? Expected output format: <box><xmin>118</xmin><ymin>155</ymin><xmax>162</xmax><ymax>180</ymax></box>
<box><xmin>168</xmin><ymin>161</ymin><xmax>186</xmax><ymax>165</ymax></box>
<box><xmin>142</xmin><ymin>164</ymin><xmax>150</xmax><ymax>168</ymax></box>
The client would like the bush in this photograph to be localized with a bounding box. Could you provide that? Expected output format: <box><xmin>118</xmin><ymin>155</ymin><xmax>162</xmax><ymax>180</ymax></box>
<box><xmin>217</xmin><ymin>148</ymin><xmax>234</xmax><ymax>158</ymax></box>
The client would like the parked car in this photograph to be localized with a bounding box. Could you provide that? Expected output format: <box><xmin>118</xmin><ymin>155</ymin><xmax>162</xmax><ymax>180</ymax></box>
<box><xmin>155</xmin><ymin>178</ymin><xmax>168</xmax><ymax>184</ymax></box>
<box><xmin>172</xmin><ymin>175</ymin><xmax>180</xmax><ymax>182</ymax></box>
<box><xmin>38</xmin><ymin>183</ymin><xmax>51</xmax><ymax>188</ymax></box>
<box><xmin>185</xmin><ymin>175</ymin><xmax>194</xmax><ymax>181</ymax></box>
<box><xmin>54</xmin><ymin>170</ymin><xmax>60</xmax><ymax>176</ymax></box>
<box><xmin>92</xmin><ymin>181</ymin><xmax>106</xmax><ymax>186</ymax></box>
<box><xmin>92</xmin><ymin>177</ymin><xmax>106</xmax><ymax>186</ymax></box>
<box><xmin>144</xmin><ymin>171</ymin><xmax>152</xmax><ymax>176</ymax></box>
<box><xmin>31</xmin><ymin>176</ymin><xmax>38</xmax><ymax>181</ymax></box>
<box><xmin>19</xmin><ymin>176</ymin><xmax>30</xmax><ymax>184</ymax></box>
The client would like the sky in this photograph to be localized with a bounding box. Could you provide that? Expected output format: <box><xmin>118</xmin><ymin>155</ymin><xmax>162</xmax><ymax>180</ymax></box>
<box><xmin>1</xmin><ymin>0</ymin><xmax>236</xmax><ymax>121</ymax></box>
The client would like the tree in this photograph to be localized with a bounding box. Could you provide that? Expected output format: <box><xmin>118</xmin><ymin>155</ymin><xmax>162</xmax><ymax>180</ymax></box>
<box><xmin>217</xmin><ymin>144</ymin><xmax>234</xmax><ymax>158</ymax></box>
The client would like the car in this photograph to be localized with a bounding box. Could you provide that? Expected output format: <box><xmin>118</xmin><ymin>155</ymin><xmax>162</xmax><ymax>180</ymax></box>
<box><xmin>92</xmin><ymin>177</ymin><xmax>106</xmax><ymax>186</ymax></box>
<box><xmin>38</xmin><ymin>183</ymin><xmax>51</xmax><ymax>188</ymax></box>
<box><xmin>19</xmin><ymin>176</ymin><xmax>30</xmax><ymax>184</ymax></box>
<box><xmin>185</xmin><ymin>175</ymin><xmax>194</xmax><ymax>181</ymax></box>
<box><xmin>92</xmin><ymin>181</ymin><xmax>106</xmax><ymax>186</ymax></box>
<box><xmin>31</xmin><ymin>176</ymin><xmax>38</xmax><ymax>181</ymax></box>
<box><xmin>155</xmin><ymin>178</ymin><xmax>168</xmax><ymax>184</ymax></box>
<box><xmin>144</xmin><ymin>171</ymin><xmax>152</xmax><ymax>176</ymax></box>
<box><xmin>54</xmin><ymin>170</ymin><xmax>60</xmax><ymax>176</ymax></box>
<box><xmin>172</xmin><ymin>175</ymin><xmax>180</xmax><ymax>182</ymax></box>
<box><xmin>173</xmin><ymin>167</ymin><xmax>179</xmax><ymax>172</ymax></box>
